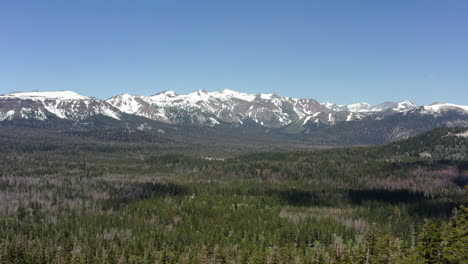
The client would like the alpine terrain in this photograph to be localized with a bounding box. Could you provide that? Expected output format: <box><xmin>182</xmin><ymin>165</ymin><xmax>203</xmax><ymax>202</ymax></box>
<box><xmin>1</xmin><ymin>89</ymin><xmax>467</xmax><ymax>144</ymax></box>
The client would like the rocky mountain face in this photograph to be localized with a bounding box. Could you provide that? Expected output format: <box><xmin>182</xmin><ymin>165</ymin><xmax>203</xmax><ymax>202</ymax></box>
<box><xmin>1</xmin><ymin>89</ymin><xmax>467</xmax><ymax>144</ymax></box>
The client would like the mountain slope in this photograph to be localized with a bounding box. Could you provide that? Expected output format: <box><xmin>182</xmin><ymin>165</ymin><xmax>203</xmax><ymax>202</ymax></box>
<box><xmin>300</xmin><ymin>109</ymin><xmax>468</xmax><ymax>145</ymax></box>
<box><xmin>383</xmin><ymin>127</ymin><xmax>468</xmax><ymax>160</ymax></box>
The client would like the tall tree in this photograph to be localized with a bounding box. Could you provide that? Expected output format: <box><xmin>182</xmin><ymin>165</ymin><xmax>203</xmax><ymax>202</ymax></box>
<box><xmin>441</xmin><ymin>205</ymin><xmax>468</xmax><ymax>264</ymax></box>
<box><xmin>417</xmin><ymin>220</ymin><xmax>443</xmax><ymax>264</ymax></box>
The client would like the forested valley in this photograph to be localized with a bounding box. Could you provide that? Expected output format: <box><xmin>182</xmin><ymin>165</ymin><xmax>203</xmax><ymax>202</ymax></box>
<box><xmin>0</xmin><ymin>127</ymin><xmax>467</xmax><ymax>264</ymax></box>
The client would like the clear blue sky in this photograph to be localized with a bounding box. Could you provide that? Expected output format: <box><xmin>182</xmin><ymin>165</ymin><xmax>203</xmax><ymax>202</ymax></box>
<box><xmin>1</xmin><ymin>0</ymin><xmax>467</xmax><ymax>105</ymax></box>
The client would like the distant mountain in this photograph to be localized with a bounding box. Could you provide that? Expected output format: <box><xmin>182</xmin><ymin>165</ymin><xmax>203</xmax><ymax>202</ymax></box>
<box><xmin>107</xmin><ymin>89</ymin><xmax>328</xmax><ymax>127</ymax></box>
<box><xmin>419</xmin><ymin>102</ymin><xmax>468</xmax><ymax>115</ymax></box>
<box><xmin>1</xmin><ymin>89</ymin><xmax>467</xmax><ymax>145</ymax></box>
<box><xmin>106</xmin><ymin>89</ymin><xmax>418</xmax><ymax>127</ymax></box>
<box><xmin>0</xmin><ymin>89</ymin><xmax>420</xmax><ymax>126</ymax></box>
<box><xmin>0</xmin><ymin>91</ymin><xmax>120</xmax><ymax>121</ymax></box>
<box><xmin>319</xmin><ymin>101</ymin><xmax>417</xmax><ymax>113</ymax></box>
<box><xmin>299</xmin><ymin>107</ymin><xmax>468</xmax><ymax>144</ymax></box>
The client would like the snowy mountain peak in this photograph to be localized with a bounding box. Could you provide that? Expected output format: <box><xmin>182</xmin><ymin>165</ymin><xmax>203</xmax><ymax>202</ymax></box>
<box><xmin>153</xmin><ymin>90</ymin><xmax>177</xmax><ymax>97</ymax></box>
<box><xmin>149</xmin><ymin>91</ymin><xmax>178</xmax><ymax>101</ymax></box>
<box><xmin>398</xmin><ymin>101</ymin><xmax>417</xmax><ymax>108</ymax></box>
<box><xmin>0</xmin><ymin>90</ymin><xmax>90</xmax><ymax>100</ymax></box>
<box><xmin>258</xmin><ymin>93</ymin><xmax>276</xmax><ymax>100</ymax></box>
<box><xmin>423</xmin><ymin>103</ymin><xmax>468</xmax><ymax>113</ymax></box>
<box><xmin>0</xmin><ymin>90</ymin><xmax>120</xmax><ymax>121</ymax></box>
<box><xmin>221</xmin><ymin>88</ymin><xmax>236</xmax><ymax>93</ymax></box>
<box><xmin>321</xmin><ymin>100</ymin><xmax>417</xmax><ymax>113</ymax></box>
<box><xmin>213</xmin><ymin>89</ymin><xmax>256</xmax><ymax>101</ymax></box>
<box><xmin>347</xmin><ymin>102</ymin><xmax>372</xmax><ymax>112</ymax></box>
<box><xmin>322</xmin><ymin>102</ymin><xmax>335</xmax><ymax>108</ymax></box>
<box><xmin>321</xmin><ymin>102</ymin><xmax>346</xmax><ymax>111</ymax></box>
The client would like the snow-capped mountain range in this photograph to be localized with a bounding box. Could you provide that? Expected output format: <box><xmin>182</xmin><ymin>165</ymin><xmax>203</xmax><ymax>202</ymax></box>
<box><xmin>0</xmin><ymin>89</ymin><xmax>467</xmax><ymax>129</ymax></box>
<box><xmin>106</xmin><ymin>89</ymin><xmax>422</xmax><ymax>127</ymax></box>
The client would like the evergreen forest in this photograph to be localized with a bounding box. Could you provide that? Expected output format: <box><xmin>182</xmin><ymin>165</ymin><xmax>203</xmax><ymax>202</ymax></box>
<box><xmin>0</xmin><ymin>127</ymin><xmax>467</xmax><ymax>263</ymax></box>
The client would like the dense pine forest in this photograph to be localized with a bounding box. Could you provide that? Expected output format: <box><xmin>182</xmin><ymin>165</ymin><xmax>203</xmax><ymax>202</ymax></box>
<box><xmin>0</xmin><ymin>127</ymin><xmax>467</xmax><ymax>263</ymax></box>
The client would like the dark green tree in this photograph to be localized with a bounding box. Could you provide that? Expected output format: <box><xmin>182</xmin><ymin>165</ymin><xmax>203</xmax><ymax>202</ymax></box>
<box><xmin>417</xmin><ymin>220</ymin><xmax>443</xmax><ymax>264</ymax></box>
<box><xmin>441</xmin><ymin>205</ymin><xmax>468</xmax><ymax>264</ymax></box>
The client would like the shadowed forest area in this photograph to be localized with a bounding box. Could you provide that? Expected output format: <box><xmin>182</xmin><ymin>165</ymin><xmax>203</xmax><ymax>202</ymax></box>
<box><xmin>0</xmin><ymin>127</ymin><xmax>467</xmax><ymax>263</ymax></box>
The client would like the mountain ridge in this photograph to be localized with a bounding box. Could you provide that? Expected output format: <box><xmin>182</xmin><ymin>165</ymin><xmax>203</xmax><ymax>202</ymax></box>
<box><xmin>105</xmin><ymin>89</ymin><xmax>422</xmax><ymax>127</ymax></box>
<box><xmin>1</xmin><ymin>89</ymin><xmax>421</xmax><ymax>127</ymax></box>
<box><xmin>1</xmin><ymin>89</ymin><xmax>467</xmax><ymax>145</ymax></box>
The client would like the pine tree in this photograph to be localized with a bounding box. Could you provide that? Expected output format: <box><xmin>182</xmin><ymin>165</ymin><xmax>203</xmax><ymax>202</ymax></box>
<box><xmin>251</xmin><ymin>250</ymin><xmax>266</xmax><ymax>264</ymax></box>
<box><xmin>159</xmin><ymin>250</ymin><xmax>169</xmax><ymax>264</ymax></box>
<box><xmin>374</xmin><ymin>234</ymin><xmax>401</xmax><ymax>264</ymax></box>
<box><xmin>363</xmin><ymin>224</ymin><xmax>378</xmax><ymax>264</ymax></box>
<box><xmin>441</xmin><ymin>205</ymin><xmax>468</xmax><ymax>264</ymax></box>
<box><xmin>240</xmin><ymin>251</ymin><xmax>250</xmax><ymax>264</ymax></box>
<box><xmin>267</xmin><ymin>246</ymin><xmax>280</xmax><ymax>264</ymax></box>
<box><xmin>332</xmin><ymin>234</ymin><xmax>345</xmax><ymax>262</ymax></box>
<box><xmin>213</xmin><ymin>245</ymin><xmax>227</xmax><ymax>264</ymax></box>
<box><xmin>117</xmin><ymin>251</ymin><xmax>127</xmax><ymax>264</ymax></box>
<box><xmin>70</xmin><ymin>244</ymin><xmax>84</xmax><ymax>264</ymax></box>
<box><xmin>417</xmin><ymin>220</ymin><xmax>443</xmax><ymax>264</ymax></box>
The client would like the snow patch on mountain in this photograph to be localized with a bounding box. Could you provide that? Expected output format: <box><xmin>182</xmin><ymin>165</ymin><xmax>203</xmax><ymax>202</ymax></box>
<box><xmin>302</xmin><ymin>116</ymin><xmax>313</xmax><ymax>125</ymax></box>
<box><xmin>107</xmin><ymin>94</ymin><xmax>145</xmax><ymax>114</ymax></box>
<box><xmin>213</xmin><ymin>89</ymin><xmax>256</xmax><ymax>101</ymax></box>
<box><xmin>347</xmin><ymin>102</ymin><xmax>372</xmax><ymax>112</ymax></box>
<box><xmin>455</xmin><ymin>130</ymin><xmax>468</xmax><ymax>138</ymax></box>
<box><xmin>0</xmin><ymin>110</ymin><xmax>15</xmax><ymax>121</ymax></box>
<box><xmin>397</xmin><ymin>101</ymin><xmax>417</xmax><ymax>110</ymax></box>
<box><xmin>0</xmin><ymin>91</ymin><xmax>90</xmax><ymax>100</ymax></box>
